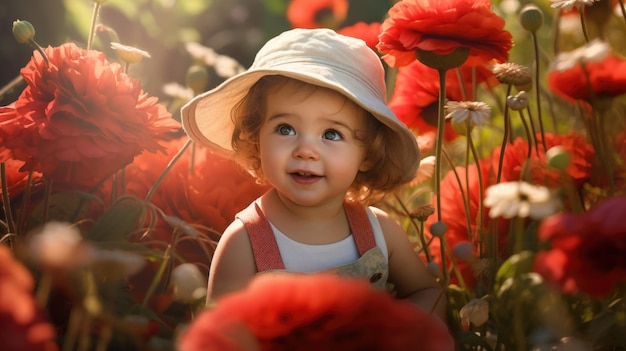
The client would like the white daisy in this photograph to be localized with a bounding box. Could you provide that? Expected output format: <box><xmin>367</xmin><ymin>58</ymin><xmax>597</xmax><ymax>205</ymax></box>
<box><xmin>550</xmin><ymin>38</ymin><xmax>610</xmax><ymax>71</ymax></box>
<box><xmin>550</xmin><ymin>0</ymin><xmax>600</xmax><ymax>12</ymax></box>
<box><xmin>445</xmin><ymin>101</ymin><xmax>492</xmax><ymax>126</ymax></box>
<box><xmin>483</xmin><ymin>181</ymin><xmax>561</xmax><ymax>219</ymax></box>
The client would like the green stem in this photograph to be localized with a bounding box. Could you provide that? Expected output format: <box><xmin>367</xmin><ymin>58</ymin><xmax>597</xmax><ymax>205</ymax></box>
<box><xmin>578</xmin><ymin>6</ymin><xmax>590</xmax><ymax>43</ymax></box>
<box><xmin>87</xmin><ymin>3</ymin><xmax>102</xmax><ymax>51</ymax></box>
<box><xmin>531</xmin><ymin>31</ymin><xmax>547</xmax><ymax>150</ymax></box>
<box><xmin>468</xmin><ymin>132</ymin><xmax>484</xmax><ymax>252</ymax></box>
<box><xmin>1</xmin><ymin>163</ymin><xmax>16</xmax><ymax>237</ymax></box>
<box><xmin>145</xmin><ymin>138</ymin><xmax>193</xmax><ymax>202</ymax></box>
<box><xmin>434</xmin><ymin>68</ymin><xmax>448</xmax><ymax>222</ymax></box>
<box><xmin>496</xmin><ymin>85</ymin><xmax>513</xmax><ymax>184</ymax></box>
<box><xmin>394</xmin><ymin>194</ymin><xmax>432</xmax><ymax>261</ymax></box>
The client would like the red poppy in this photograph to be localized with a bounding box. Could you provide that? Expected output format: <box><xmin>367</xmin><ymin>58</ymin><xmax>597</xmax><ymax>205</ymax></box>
<box><xmin>533</xmin><ymin>196</ymin><xmax>626</xmax><ymax>297</ymax></box>
<box><xmin>0</xmin><ymin>245</ymin><xmax>59</xmax><ymax>351</ymax></box>
<box><xmin>548</xmin><ymin>53</ymin><xmax>626</xmax><ymax>103</ymax></box>
<box><xmin>1</xmin><ymin>43</ymin><xmax>180</xmax><ymax>189</ymax></box>
<box><xmin>286</xmin><ymin>0</ymin><xmax>348</xmax><ymax>29</ymax></box>
<box><xmin>338</xmin><ymin>22</ymin><xmax>381</xmax><ymax>51</ymax></box>
<box><xmin>388</xmin><ymin>60</ymin><xmax>498</xmax><ymax>143</ymax></box>
<box><xmin>178</xmin><ymin>273</ymin><xmax>454</xmax><ymax>351</ymax></box>
<box><xmin>376</xmin><ymin>0</ymin><xmax>513</xmax><ymax>67</ymax></box>
<box><xmin>494</xmin><ymin>133</ymin><xmax>595</xmax><ymax>188</ymax></box>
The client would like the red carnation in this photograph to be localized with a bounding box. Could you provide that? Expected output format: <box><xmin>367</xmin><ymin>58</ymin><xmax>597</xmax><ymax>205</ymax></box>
<box><xmin>1</xmin><ymin>43</ymin><xmax>180</xmax><ymax>188</ymax></box>
<box><xmin>286</xmin><ymin>0</ymin><xmax>348</xmax><ymax>29</ymax></box>
<box><xmin>112</xmin><ymin>137</ymin><xmax>268</xmax><ymax>311</ymax></box>
<box><xmin>0</xmin><ymin>245</ymin><xmax>59</xmax><ymax>351</ymax></box>
<box><xmin>338</xmin><ymin>22</ymin><xmax>382</xmax><ymax>51</ymax></box>
<box><xmin>377</xmin><ymin>0</ymin><xmax>513</xmax><ymax>67</ymax></box>
<box><xmin>178</xmin><ymin>273</ymin><xmax>454</xmax><ymax>351</ymax></box>
<box><xmin>533</xmin><ymin>196</ymin><xmax>626</xmax><ymax>297</ymax></box>
<box><xmin>548</xmin><ymin>53</ymin><xmax>626</xmax><ymax>103</ymax></box>
<box><xmin>389</xmin><ymin>60</ymin><xmax>498</xmax><ymax>143</ymax></box>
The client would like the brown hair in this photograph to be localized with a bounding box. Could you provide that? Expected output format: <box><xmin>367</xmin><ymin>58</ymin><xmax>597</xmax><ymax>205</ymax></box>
<box><xmin>231</xmin><ymin>75</ymin><xmax>414</xmax><ymax>204</ymax></box>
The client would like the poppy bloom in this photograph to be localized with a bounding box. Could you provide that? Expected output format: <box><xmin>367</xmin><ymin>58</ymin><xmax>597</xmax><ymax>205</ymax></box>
<box><xmin>533</xmin><ymin>196</ymin><xmax>626</xmax><ymax>297</ymax></box>
<box><xmin>388</xmin><ymin>60</ymin><xmax>498</xmax><ymax>143</ymax></box>
<box><xmin>0</xmin><ymin>245</ymin><xmax>59</xmax><ymax>351</ymax></box>
<box><xmin>286</xmin><ymin>0</ymin><xmax>348</xmax><ymax>29</ymax></box>
<box><xmin>548</xmin><ymin>52</ymin><xmax>626</xmax><ymax>103</ymax></box>
<box><xmin>178</xmin><ymin>273</ymin><xmax>454</xmax><ymax>351</ymax></box>
<box><xmin>1</xmin><ymin>43</ymin><xmax>181</xmax><ymax>188</ymax></box>
<box><xmin>338</xmin><ymin>22</ymin><xmax>381</xmax><ymax>51</ymax></box>
<box><xmin>376</xmin><ymin>0</ymin><xmax>513</xmax><ymax>67</ymax></box>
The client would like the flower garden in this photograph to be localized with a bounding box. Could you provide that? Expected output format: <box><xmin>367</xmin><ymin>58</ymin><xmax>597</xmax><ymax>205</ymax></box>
<box><xmin>1</xmin><ymin>0</ymin><xmax>626</xmax><ymax>350</ymax></box>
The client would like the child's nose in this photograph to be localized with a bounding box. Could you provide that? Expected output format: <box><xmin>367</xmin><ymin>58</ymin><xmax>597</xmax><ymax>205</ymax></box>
<box><xmin>293</xmin><ymin>137</ymin><xmax>319</xmax><ymax>160</ymax></box>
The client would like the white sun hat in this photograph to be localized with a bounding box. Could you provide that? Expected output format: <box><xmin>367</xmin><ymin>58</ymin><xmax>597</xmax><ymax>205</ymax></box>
<box><xmin>181</xmin><ymin>28</ymin><xmax>419</xmax><ymax>179</ymax></box>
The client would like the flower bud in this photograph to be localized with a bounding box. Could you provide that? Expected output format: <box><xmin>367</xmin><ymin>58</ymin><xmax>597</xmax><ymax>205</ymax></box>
<box><xmin>450</xmin><ymin>119</ymin><xmax>471</xmax><ymax>136</ymax></box>
<box><xmin>453</xmin><ymin>241</ymin><xmax>475</xmax><ymax>261</ymax></box>
<box><xmin>409</xmin><ymin>204</ymin><xmax>435</xmax><ymax>222</ymax></box>
<box><xmin>110</xmin><ymin>42</ymin><xmax>151</xmax><ymax>64</ymax></box>
<box><xmin>519</xmin><ymin>4</ymin><xmax>544</xmax><ymax>33</ymax></box>
<box><xmin>170</xmin><ymin>263</ymin><xmax>207</xmax><ymax>303</ymax></box>
<box><xmin>459</xmin><ymin>298</ymin><xmax>489</xmax><ymax>328</ymax></box>
<box><xmin>429</xmin><ymin>221</ymin><xmax>447</xmax><ymax>237</ymax></box>
<box><xmin>507</xmin><ymin>91</ymin><xmax>529</xmax><ymax>111</ymax></box>
<box><xmin>186</xmin><ymin>65</ymin><xmax>210</xmax><ymax>95</ymax></box>
<box><xmin>426</xmin><ymin>261</ymin><xmax>442</xmax><ymax>279</ymax></box>
<box><xmin>546</xmin><ymin>146</ymin><xmax>571</xmax><ymax>170</ymax></box>
<box><xmin>416</xmin><ymin>46</ymin><xmax>469</xmax><ymax>71</ymax></box>
<box><xmin>12</xmin><ymin>20</ymin><xmax>36</xmax><ymax>44</ymax></box>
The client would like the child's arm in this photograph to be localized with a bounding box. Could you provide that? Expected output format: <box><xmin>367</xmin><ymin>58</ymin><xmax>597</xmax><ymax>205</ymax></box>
<box><xmin>372</xmin><ymin>207</ymin><xmax>447</xmax><ymax>321</ymax></box>
<box><xmin>206</xmin><ymin>220</ymin><xmax>257</xmax><ymax>304</ymax></box>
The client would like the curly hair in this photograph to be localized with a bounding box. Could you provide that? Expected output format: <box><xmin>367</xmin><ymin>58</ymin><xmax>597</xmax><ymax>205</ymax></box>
<box><xmin>230</xmin><ymin>75</ymin><xmax>414</xmax><ymax>204</ymax></box>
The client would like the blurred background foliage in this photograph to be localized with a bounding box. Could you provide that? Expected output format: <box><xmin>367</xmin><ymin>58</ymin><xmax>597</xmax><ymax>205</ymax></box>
<box><xmin>0</xmin><ymin>0</ymin><xmax>393</xmax><ymax>115</ymax></box>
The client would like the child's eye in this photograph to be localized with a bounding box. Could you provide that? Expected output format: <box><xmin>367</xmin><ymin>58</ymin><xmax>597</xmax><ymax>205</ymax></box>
<box><xmin>275</xmin><ymin>124</ymin><xmax>295</xmax><ymax>136</ymax></box>
<box><xmin>322</xmin><ymin>129</ymin><xmax>342</xmax><ymax>141</ymax></box>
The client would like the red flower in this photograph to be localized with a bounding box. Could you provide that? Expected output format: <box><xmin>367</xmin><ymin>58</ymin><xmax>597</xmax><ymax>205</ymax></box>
<box><xmin>1</xmin><ymin>43</ymin><xmax>180</xmax><ymax>188</ymax></box>
<box><xmin>111</xmin><ymin>137</ymin><xmax>268</xmax><ymax>311</ymax></box>
<box><xmin>178</xmin><ymin>273</ymin><xmax>454</xmax><ymax>351</ymax></box>
<box><xmin>377</xmin><ymin>0</ymin><xmax>513</xmax><ymax>67</ymax></box>
<box><xmin>338</xmin><ymin>22</ymin><xmax>381</xmax><ymax>51</ymax></box>
<box><xmin>286</xmin><ymin>0</ymin><xmax>348</xmax><ymax>29</ymax></box>
<box><xmin>425</xmin><ymin>133</ymin><xmax>595</xmax><ymax>288</ymax></box>
<box><xmin>0</xmin><ymin>245</ymin><xmax>59</xmax><ymax>351</ymax></box>
<box><xmin>425</xmin><ymin>158</ymin><xmax>505</xmax><ymax>288</ymax></box>
<box><xmin>548</xmin><ymin>53</ymin><xmax>626</xmax><ymax>103</ymax></box>
<box><xmin>388</xmin><ymin>60</ymin><xmax>498</xmax><ymax>143</ymax></box>
<box><xmin>495</xmin><ymin>133</ymin><xmax>595</xmax><ymax>188</ymax></box>
<box><xmin>533</xmin><ymin>196</ymin><xmax>626</xmax><ymax>298</ymax></box>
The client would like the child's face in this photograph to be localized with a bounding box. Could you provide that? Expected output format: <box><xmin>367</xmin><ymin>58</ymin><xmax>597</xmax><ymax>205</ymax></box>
<box><xmin>258</xmin><ymin>83</ymin><xmax>369</xmax><ymax>207</ymax></box>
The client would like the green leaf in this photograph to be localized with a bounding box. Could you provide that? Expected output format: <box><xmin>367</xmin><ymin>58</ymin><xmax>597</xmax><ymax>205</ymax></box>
<box><xmin>86</xmin><ymin>195</ymin><xmax>146</xmax><ymax>243</ymax></box>
<box><xmin>494</xmin><ymin>250</ymin><xmax>535</xmax><ymax>292</ymax></box>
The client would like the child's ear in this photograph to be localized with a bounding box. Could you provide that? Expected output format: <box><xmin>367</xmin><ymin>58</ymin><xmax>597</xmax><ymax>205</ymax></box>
<box><xmin>358</xmin><ymin>157</ymin><xmax>373</xmax><ymax>172</ymax></box>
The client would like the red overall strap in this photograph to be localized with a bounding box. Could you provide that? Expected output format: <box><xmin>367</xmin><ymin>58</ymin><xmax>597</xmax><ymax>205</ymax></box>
<box><xmin>236</xmin><ymin>200</ymin><xmax>377</xmax><ymax>272</ymax></box>
<box><xmin>343</xmin><ymin>201</ymin><xmax>377</xmax><ymax>256</ymax></box>
<box><xmin>236</xmin><ymin>201</ymin><xmax>285</xmax><ymax>272</ymax></box>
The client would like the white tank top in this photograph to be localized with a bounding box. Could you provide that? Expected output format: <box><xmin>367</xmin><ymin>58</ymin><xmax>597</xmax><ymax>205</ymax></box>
<box><xmin>268</xmin><ymin>207</ymin><xmax>389</xmax><ymax>273</ymax></box>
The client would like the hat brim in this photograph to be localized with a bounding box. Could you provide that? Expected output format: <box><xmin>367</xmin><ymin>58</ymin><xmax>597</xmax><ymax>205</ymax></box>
<box><xmin>181</xmin><ymin>65</ymin><xmax>420</xmax><ymax>166</ymax></box>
